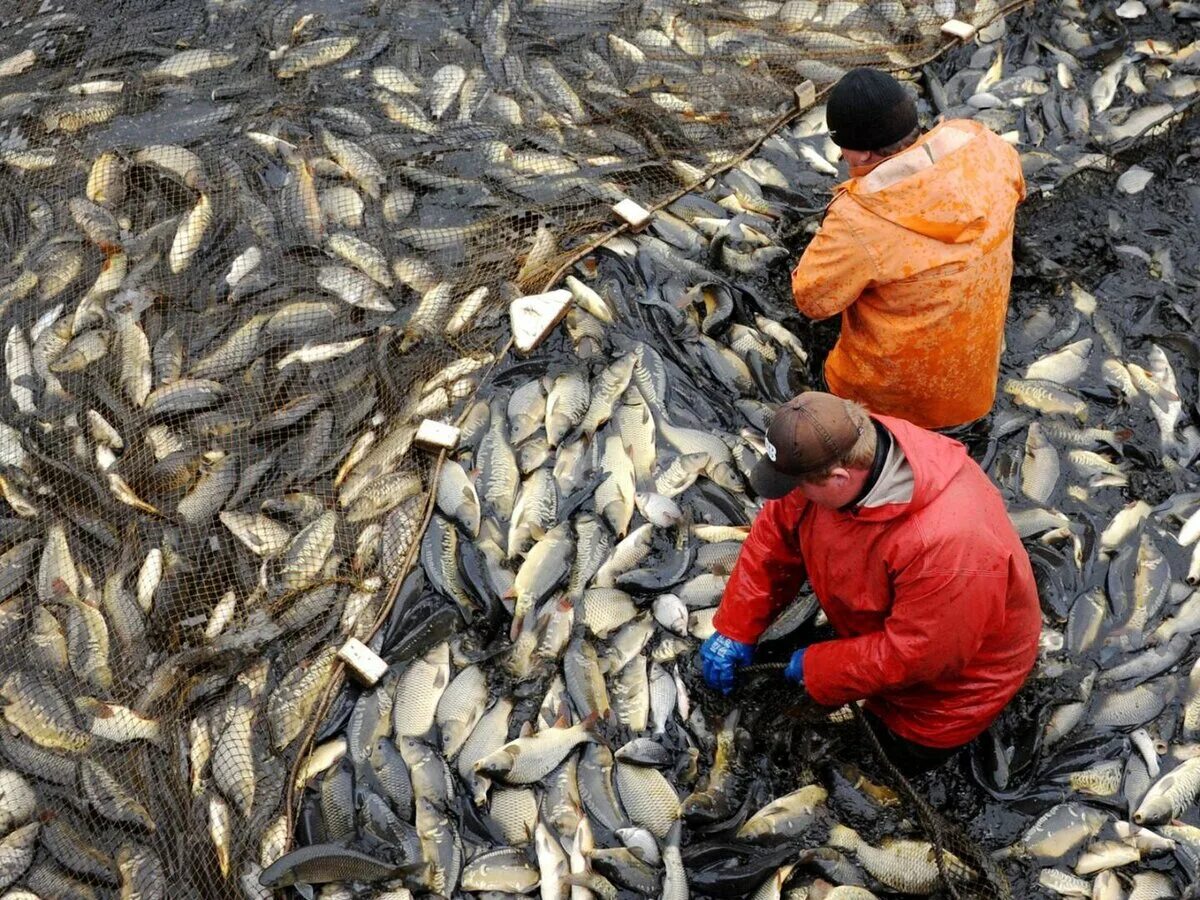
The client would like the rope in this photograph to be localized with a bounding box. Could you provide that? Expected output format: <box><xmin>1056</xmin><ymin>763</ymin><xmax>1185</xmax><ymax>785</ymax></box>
<box><xmin>284</xmin><ymin>451</ymin><xmax>447</xmax><ymax>843</ymax></box>
<box><xmin>741</xmin><ymin>662</ymin><xmax>788</xmax><ymax>675</ymax></box>
<box><xmin>851</xmin><ymin>705</ymin><xmax>969</xmax><ymax>900</ymax></box>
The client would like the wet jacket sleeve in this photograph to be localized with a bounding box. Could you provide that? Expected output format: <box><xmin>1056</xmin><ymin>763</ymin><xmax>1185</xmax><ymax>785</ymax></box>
<box><xmin>711</xmin><ymin>498</ymin><xmax>807</xmax><ymax>645</ymax></box>
<box><xmin>801</xmin><ymin>544</ymin><xmax>1006</xmax><ymax>707</ymax></box>
<box><xmin>790</xmin><ymin>203</ymin><xmax>877</xmax><ymax>321</ymax></box>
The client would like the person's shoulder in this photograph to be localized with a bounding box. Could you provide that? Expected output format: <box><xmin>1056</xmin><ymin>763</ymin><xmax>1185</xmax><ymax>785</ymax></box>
<box><xmin>946</xmin><ymin>118</ymin><xmax>1021</xmax><ymax>161</ymax></box>
<box><xmin>910</xmin><ymin>466</ymin><xmax>1008</xmax><ymax>548</ymax></box>
<box><xmin>820</xmin><ymin>186</ymin><xmax>875</xmax><ymax>237</ymax></box>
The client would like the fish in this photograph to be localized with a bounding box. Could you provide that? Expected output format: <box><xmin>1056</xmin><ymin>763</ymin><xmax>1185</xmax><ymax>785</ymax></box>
<box><xmin>1</xmin><ymin>671</ymin><xmax>90</xmax><ymax>751</ymax></box>
<box><xmin>393</xmin><ymin>642</ymin><xmax>451</xmax><ymax>739</ymax></box>
<box><xmin>564</xmin><ymin>636</ymin><xmax>613</xmax><ymax>721</ymax></box>
<box><xmin>461</xmin><ymin>847</ymin><xmax>540</xmax><ymax>893</ymax></box>
<box><xmin>475</xmin><ymin>715</ymin><xmax>598</xmax><ymax>784</ymax></box>
<box><xmin>259</xmin><ymin>844</ymin><xmax>416</xmax><ymax>892</ymax></box>
<box><xmin>152</xmin><ymin>48</ymin><xmax>237</xmax><ymax>79</ymax></box>
<box><xmin>435</xmin><ymin>461</ymin><xmax>482</xmax><ymax>538</ymax></box>
<box><xmin>739</xmin><ymin>784</ymin><xmax>829</xmax><ymax>841</ymax></box>
<box><xmin>1133</xmin><ymin>757</ymin><xmax>1200</xmax><ymax>825</ymax></box>
<box><xmin>998</xmin><ymin>803</ymin><xmax>1109</xmax><ymax>862</ymax></box>
<box><xmin>436</xmin><ymin>664</ymin><xmax>487</xmax><ymax>759</ymax></box>
<box><xmin>1021</xmin><ymin>422</ymin><xmax>1060</xmax><ymax>503</ymax></box>
<box><xmin>535</xmin><ymin>821</ymin><xmax>570</xmax><ymax>900</ymax></box>
<box><xmin>1074</xmin><ymin>839</ymin><xmax>1140</xmax><ymax>875</ymax></box>
<box><xmin>276</xmin><ymin>36</ymin><xmax>359</xmax><ymax>78</ymax></box>
<box><xmin>1003</xmin><ymin>379</ymin><xmax>1088</xmax><ymax>421</ymax></box>
<box><xmin>828</xmin><ymin>825</ymin><xmax>976</xmax><ymax>893</ymax></box>
<box><xmin>478</xmin><ymin>401</ymin><xmax>521</xmax><ymax>518</ymax></box>
<box><xmin>613</xmin><ymin>759</ymin><xmax>681</xmax><ymax>838</ymax></box>
<box><xmin>512</xmin><ymin>521</ymin><xmax>574</xmax><ymax>632</ymax></box>
<box><xmin>595</xmin><ymin>436</ymin><xmax>636</xmax><ymax>537</ymax></box>
<box><xmin>1024</xmin><ymin>338</ymin><xmax>1092</xmax><ymax>384</ymax></box>
<box><xmin>581</xmin><ymin>356</ymin><xmax>637</xmax><ymax>435</ymax></box>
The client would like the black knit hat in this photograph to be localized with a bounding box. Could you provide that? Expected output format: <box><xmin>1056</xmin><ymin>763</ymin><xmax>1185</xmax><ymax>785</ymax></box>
<box><xmin>826</xmin><ymin>68</ymin><xmax>918</xmax><ymax>152</ymax></box>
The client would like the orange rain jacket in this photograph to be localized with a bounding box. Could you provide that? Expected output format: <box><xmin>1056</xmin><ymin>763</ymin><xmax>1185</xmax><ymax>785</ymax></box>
<box><xmin>791</xmin><ymin>119</ymin><xmax>1026</xmax><ymax>429</ymax></box>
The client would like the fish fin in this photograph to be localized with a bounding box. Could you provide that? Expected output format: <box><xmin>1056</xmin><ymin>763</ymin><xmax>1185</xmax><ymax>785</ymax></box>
<box><xmin>295</xmin><ymin>884</ymin><xmax>314</xmax><ymax>900</ymax></box>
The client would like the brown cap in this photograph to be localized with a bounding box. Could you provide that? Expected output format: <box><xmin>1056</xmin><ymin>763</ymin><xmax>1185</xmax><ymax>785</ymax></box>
<box><xmin>750</xmin><ymin>392</ymin><xmax>866</xmax><ymax>499</ymax></box>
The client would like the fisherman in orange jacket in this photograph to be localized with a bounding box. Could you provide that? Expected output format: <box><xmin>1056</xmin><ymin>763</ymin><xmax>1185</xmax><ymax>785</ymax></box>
<box><xmin>792</xmin><ymin>68</ymin><xmax>1026</xmax><ymax>430</ymax></box>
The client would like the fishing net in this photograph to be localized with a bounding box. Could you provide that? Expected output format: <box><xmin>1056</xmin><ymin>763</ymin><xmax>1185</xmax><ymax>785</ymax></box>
<box><xmin>7</xmin><ymin>0</ymin><xmax>1193</xmax><ymax>896</ymax></box>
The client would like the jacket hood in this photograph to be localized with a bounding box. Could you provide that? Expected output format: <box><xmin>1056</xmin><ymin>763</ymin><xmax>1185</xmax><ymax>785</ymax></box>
<box><xmin>841</xmin><ymin>120</ymin><xmax>992</xmax><ymax>245</ymax></box>
<box><xmin>849</xmin><ymin>415</ymin><xmax>969</xmax><ymax>522</ymax></box>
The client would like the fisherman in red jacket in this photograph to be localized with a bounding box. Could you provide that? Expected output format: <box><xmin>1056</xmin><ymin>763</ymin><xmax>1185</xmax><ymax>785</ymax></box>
<box><xmin>700</xmin><ymin>392</ymin><xmax>1041</xmax><ymax>773</ymax></box>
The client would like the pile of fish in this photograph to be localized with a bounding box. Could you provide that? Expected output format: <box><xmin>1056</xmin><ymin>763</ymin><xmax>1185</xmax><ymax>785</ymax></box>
<box><xmin>279</xmin><ymin>6</ymin><xmax>1200</xmax><ymax>900</ymax></box>
<box><xmin>0</xmin><ymin>0</ymin><xmax>1003</xmax><ymax>897</ymax></box>
<box><xmin>928</xmin><ymin>0</ymin><xmax>1200</xmax><ymax>192</ymax></box>
<box><xmin>1</xmin><ymin>0</ymin><xmax>1199</xmax><ymax>899</ymax></box>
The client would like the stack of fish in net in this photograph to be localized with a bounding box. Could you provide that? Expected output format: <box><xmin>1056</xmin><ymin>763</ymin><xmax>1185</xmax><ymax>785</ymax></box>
<box><xmin>1</xmin><ymin>0</ymin><xmax>1200</xmax><ymax>898</ymax></box>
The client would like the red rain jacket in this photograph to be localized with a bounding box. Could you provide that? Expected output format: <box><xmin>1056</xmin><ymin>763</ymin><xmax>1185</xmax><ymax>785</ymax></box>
<box><xmin>711</xmin><ymin>416</ymin><xmax>1041</xmax><ymax>749</ymax></box>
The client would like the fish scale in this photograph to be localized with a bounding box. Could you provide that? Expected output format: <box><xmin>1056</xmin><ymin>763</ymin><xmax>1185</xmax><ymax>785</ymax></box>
<box><xmin>614</xmin><ymin>761</ymin><xmax>680</xmax><ymax>838</ymax></box>
<box><xmin>490</xmin><ymin>788</ymin><xmax>539</xmax><ymax>846</ymax></box>
<box><xmin>546</xmin><ymin>371</ymin><xmax>591</xmax><ymax>446</ymax></box>
<box><xmin>393</xmin><ymin>642</ymin><xmax>451</xmax><ymax>739</ymax></box>
<box><xmin>478</xmin><ymin>401</ymin><xmax>520</xmax><ymax>518</ymax></box>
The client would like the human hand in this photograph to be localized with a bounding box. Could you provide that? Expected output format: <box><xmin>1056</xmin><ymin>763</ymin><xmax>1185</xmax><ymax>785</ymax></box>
<box><xmin>784</xmin><ymin>647</ymin><xmax>806</xmax><ymax>685</ymax></box>
<box><xmin>699</xmin><ymin>632</ymin><xmax>755</xmax><ymax>695</ymax></box>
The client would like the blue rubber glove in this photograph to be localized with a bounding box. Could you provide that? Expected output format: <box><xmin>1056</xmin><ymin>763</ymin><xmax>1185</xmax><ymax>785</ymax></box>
<box><xmin>699</xmin><ymin>632</ymin><xmax>755</xmax><ymax>695</ymax></box>
<box><xmin>784</xmin><ymin>647</ymin><xmax>806</xmax><ymax>685</ymax></box>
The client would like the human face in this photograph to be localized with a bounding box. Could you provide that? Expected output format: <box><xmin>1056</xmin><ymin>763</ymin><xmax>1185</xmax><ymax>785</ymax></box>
<box><xmin>792</xmin><ymin>466</ymin><xmax>868</xmax><ymax>509</ymax></box>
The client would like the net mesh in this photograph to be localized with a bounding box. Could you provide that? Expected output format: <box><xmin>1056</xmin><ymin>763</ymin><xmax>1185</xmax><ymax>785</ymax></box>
<box><xmin>2</xmin><ymin>0</ymin><xmax>1193</xmax><ymax>897</ymax></box>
